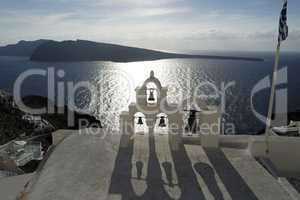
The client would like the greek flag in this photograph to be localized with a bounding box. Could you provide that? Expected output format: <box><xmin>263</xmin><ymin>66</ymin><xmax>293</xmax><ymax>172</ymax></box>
<box><xmin>278</xmin><ymin>0</ymin><xmax>288</xmax><ymax>42</ymax></box>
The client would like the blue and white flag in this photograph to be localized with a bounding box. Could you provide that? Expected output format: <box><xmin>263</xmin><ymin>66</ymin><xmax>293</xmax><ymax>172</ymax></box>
<box><xmin>278</xmin><ymin>0</ymin><xmax>288</xmax><ymax>42</ymax></box>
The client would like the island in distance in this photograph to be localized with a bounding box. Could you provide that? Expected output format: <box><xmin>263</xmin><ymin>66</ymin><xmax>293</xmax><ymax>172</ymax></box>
<box><xmin>0</xmin><ymin>39</ymin><xmax>264</xmax><ymax>62</ymax></box>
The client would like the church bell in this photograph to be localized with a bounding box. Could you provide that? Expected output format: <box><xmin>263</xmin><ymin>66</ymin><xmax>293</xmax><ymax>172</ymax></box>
<box><xmin>137</xmin><ymin>117</ymin><xmax>143</xmax><ymax>125</ymax></box>
<box><xmin>158</xmin><ymin>116</ymin><xmax>167</xmax><ymax>127</ymax></box>
<box><xmin>148</xmin><ymin>89</ymin><xmax>155</xmax><ymax>101</ymax></box>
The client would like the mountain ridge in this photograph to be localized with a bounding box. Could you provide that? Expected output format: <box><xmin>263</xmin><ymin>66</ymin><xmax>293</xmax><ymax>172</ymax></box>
<box><xmin>0</xmin><ymin>39</ymin><xmax>264</xmax><ymax>62</ymax></box>
<box><xmin>0</xmin><ymin>40</ymin><xmax>51</xmax><ymax>56</ymax></box>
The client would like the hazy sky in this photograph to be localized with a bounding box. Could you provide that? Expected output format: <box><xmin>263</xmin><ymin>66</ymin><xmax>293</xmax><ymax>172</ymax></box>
<box><xmin>0</xmin><ymin>0</ymin><xmax>299</xmax><ymax>52</ymax></box>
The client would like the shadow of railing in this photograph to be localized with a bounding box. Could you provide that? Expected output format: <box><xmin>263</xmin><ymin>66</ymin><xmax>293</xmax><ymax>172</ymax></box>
<box><xmin>204</xmin><ymin>148</ymin><xmax>259</xmax><ymax>200</ymax></box>
<box><xmin>168</xmin><ymin>135</ymin><xmax>207</xmax><ymax>200</ymax></box>
<box><xmin>194</xmin><ymin>162</ymin><xmax>225</xmax><ymax>200</ymax></box>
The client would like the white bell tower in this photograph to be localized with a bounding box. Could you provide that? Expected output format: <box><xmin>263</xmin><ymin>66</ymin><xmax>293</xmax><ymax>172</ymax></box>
<box><xmin>120</xmin><ymin>71</ymin><xmax>184</xmax><ymax>146</ymax></box>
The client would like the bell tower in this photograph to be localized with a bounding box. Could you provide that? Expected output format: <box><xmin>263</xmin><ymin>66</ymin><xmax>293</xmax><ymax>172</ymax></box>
<box><xmin>120</xmin><ymin>71</ymin><xmax>184</xmax><ymax>147</ymax></box>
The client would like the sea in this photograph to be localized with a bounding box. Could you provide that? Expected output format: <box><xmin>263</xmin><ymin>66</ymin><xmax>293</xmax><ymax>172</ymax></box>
<box><xmin>0</xmin><ymin>51</ymin><xmax>299</xmax><ymax>134</ymax></box>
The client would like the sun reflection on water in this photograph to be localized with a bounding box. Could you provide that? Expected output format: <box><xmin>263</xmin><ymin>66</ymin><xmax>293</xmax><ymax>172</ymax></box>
<box><xmin>90</xmin><ymin>59</ymin><xmax>197</xmax><ymax>131</ymax></box>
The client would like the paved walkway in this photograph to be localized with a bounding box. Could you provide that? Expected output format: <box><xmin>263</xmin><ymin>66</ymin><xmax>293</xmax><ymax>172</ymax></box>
<box><xmin>0</xmin><ymin>173</ymin><xmax>33</xmax><ymax>200</ymax></box>
<box><xmin>26</xmin><ymin>129</ymin><xmax>294</xmax><ymax>200</ymax></box>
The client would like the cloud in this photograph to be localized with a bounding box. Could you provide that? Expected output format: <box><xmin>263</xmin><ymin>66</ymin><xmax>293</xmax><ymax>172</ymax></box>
<box><xmin>84</xmin><ymin>0</ymin><xmax>183</xmax><ymax>7</ymax></box>
<box><xmin>0</xmin><ymin>10</ymin><xmax>75</xmax><ymax>26</ymax></box>
<box><xmin>0</xmin><ymin>0</ymin><xmax>299</xmax><ymax>51</ymax></box>
<box><xmin>185</xmin><ymin>30</ymin><xmax>241</xmax><ymax>41</ymax></box>
<box><xmin>130</xmin><ymin>7</ymin><xmax>190</xmax><ymax>17</ymax></box>
<box><xmin>185</xmin><ymin>28</ymin><xmax>300</xmax><ymax>42</ymax></box>
<box><xmin>288</xmin><ymin>29</ymin><xmax>300</xmax><ymax>41</ymax></box>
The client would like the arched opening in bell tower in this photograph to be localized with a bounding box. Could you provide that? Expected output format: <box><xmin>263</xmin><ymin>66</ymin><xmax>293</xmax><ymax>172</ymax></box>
<box><xmin>146</xmin><ymin>82</ymin><xmax>158</xmax><ymax>105</ymax></box>
<box><xmin>134</xmin><ymin>112</ymin><xmax>149</xmax><ymax>134</ymax></box>
<box><xmin>154</xmin><ymin>113</ymin><xmax>169</xmax><ymax>135</ymax></box>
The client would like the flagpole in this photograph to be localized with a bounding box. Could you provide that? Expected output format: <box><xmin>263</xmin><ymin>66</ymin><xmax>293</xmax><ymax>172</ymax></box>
<box><xmin>265</xmin><ymin>41</ymin><xmax>281</xmax><ymax>155</ymax></box>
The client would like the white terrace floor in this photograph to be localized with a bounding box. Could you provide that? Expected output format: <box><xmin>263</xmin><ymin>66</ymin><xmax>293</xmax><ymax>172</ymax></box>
<box><xmin>23</xmin><ymin>129</ymin><xmax>296</xmax><ymax>200</ymax></box>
